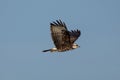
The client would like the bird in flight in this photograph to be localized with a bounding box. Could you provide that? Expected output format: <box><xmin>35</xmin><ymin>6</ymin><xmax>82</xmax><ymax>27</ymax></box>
<box><xmin>42</xmin><ymin>19</ymin><xmax>81</xmax><ymax>52</ymax></box>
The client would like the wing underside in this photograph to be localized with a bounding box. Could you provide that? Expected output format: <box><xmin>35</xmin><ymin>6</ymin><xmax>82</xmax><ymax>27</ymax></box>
<box><xmin>50</xmin><ymin>20</ymin><xmax>72</xmax><ymax>51</ymax></box>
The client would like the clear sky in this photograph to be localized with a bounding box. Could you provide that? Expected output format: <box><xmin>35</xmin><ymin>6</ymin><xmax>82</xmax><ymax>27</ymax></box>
<box><xmin>0</xmin><ymin>0</ymin><xmax>120</xmax><ymax>80</ymax></box>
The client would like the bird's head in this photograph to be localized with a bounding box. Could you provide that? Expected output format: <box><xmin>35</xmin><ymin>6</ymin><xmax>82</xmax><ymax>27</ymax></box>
<box><xmin>72</xmin><ymin>43</ymin><xmax>80</xmax><ymax>49</ymax></box>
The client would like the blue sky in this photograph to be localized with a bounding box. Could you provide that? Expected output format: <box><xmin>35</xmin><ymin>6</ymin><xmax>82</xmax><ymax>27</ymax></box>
<box><xmin>0</xmin><ymin>0</ymin><xmax>120</xmax><ymax>80</ymax></box>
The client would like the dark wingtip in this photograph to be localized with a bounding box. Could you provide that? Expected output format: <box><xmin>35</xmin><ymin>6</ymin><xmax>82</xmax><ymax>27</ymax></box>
<box><xmin>50</xmin><ymin>19</ymin><xmax>66</xmax><ymax>27</ymax></box>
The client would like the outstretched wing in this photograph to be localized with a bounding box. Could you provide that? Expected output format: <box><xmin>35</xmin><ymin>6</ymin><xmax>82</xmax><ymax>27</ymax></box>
<box><xmin>50</xmin><ymin>20</ymin><xmax>72</xmax><ymax>51</ymax></box>
<box><xmin>69</xmin><ymin>29</ymin><xmax>81</xmax><ymax>43</ymax></box>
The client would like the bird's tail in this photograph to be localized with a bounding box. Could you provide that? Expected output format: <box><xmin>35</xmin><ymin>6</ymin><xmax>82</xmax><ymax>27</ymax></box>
<box><xmin>42</xmin><ymin>49</ymin><xmax>51</xmax><ymax>52</ymax></box>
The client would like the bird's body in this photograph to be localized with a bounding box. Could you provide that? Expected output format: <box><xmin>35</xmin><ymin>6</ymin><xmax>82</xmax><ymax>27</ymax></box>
<box><xmin>42</xmin><ymin>20</ymin><xmax>81</xmax><ymax>52</ymax></box>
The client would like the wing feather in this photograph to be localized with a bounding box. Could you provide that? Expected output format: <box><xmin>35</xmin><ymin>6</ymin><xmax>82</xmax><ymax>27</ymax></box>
<box><xmin>50</xmin><ymin>20</ymin><xmax>72</xmax><ymax>51</ymax></box>
<box><xmin>69</xmin><ymin>29</ymin><xmax>81</xmax><ymax>43</ymax></box>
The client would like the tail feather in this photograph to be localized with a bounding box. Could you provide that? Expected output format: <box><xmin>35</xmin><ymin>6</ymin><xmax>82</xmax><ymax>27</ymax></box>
<box><xmin>42</xmin><ymin>49</ymin><xmax>51</xmax><ymax>52</ymax></box>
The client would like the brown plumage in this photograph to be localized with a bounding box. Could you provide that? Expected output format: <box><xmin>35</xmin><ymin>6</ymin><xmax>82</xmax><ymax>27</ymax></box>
<box><xmin>42</xmin><ymin>19</ymin><xmax>81</xmax><ymax>52</ymax></box>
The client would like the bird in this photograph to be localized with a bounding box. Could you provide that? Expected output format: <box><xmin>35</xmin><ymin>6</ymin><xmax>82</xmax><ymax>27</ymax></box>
<box><xmin>42</xmin><ymin>19</ymin><xmax>81</xmax><ymax>52</ymax></box>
